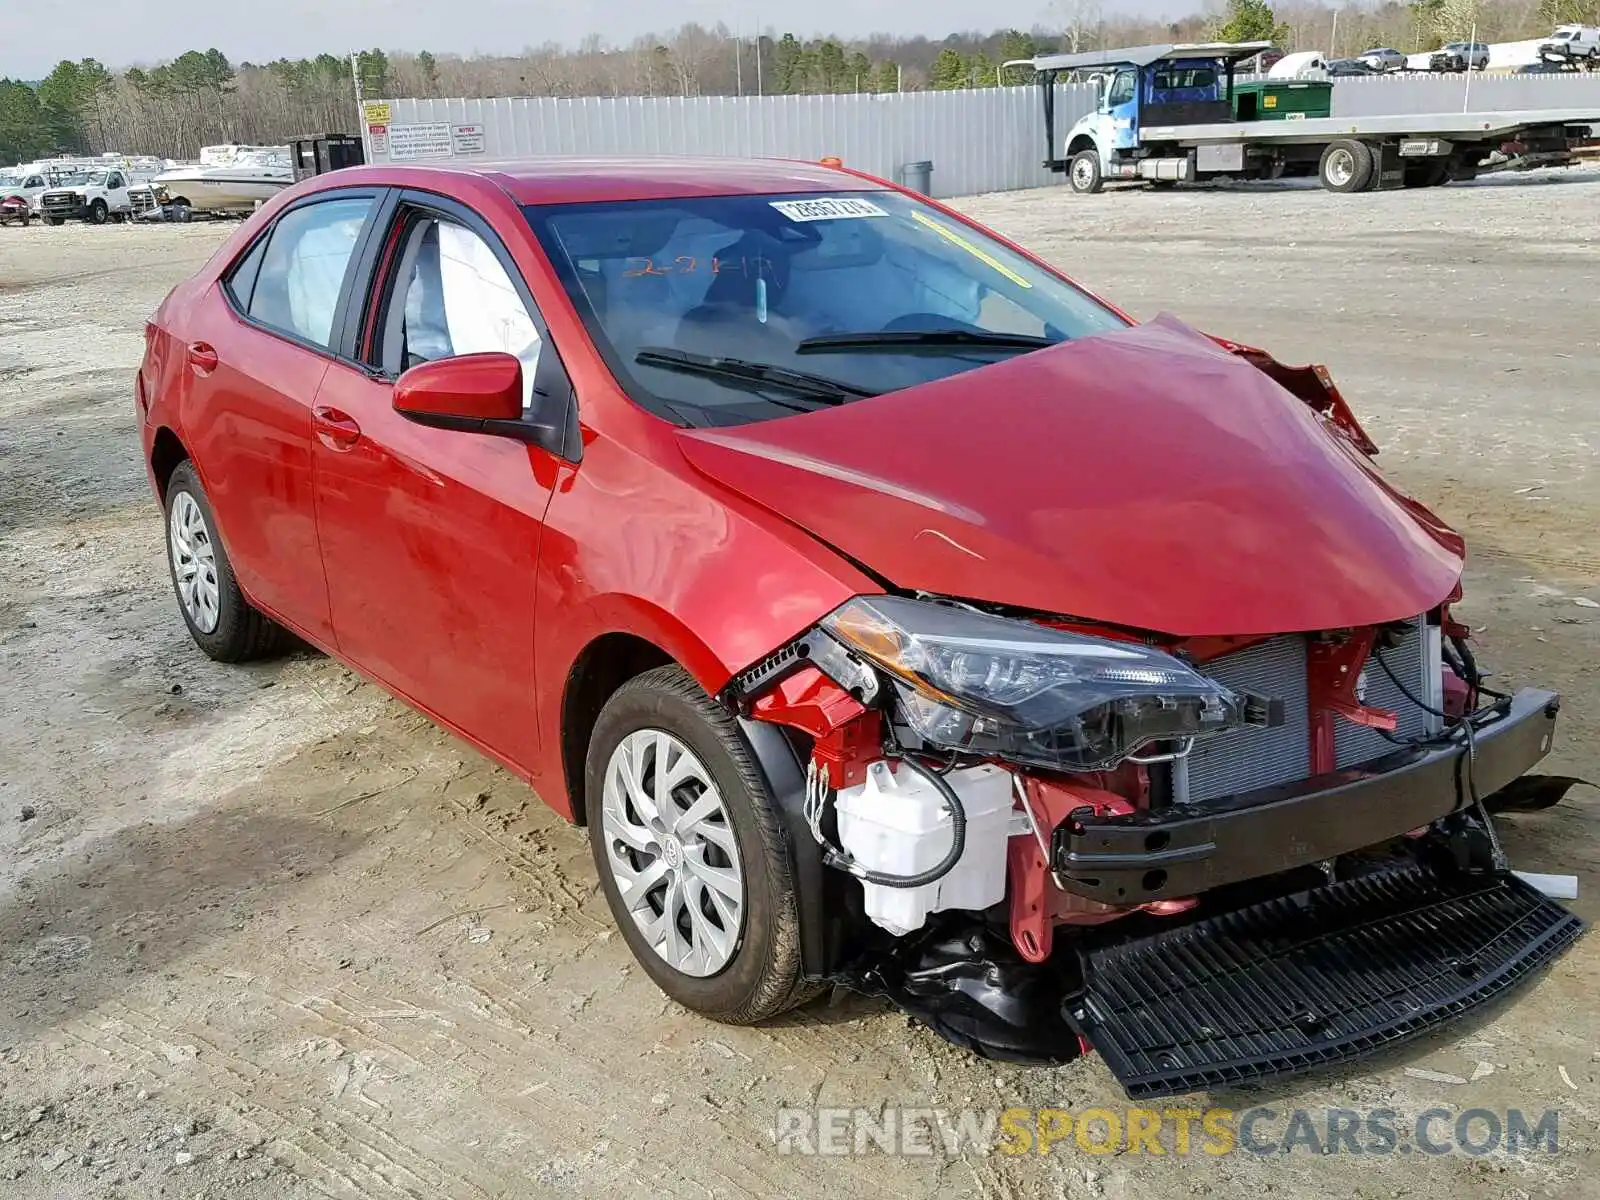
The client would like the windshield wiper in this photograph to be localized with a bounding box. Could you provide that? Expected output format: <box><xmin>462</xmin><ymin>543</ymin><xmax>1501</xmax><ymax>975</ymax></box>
<box><xmin>796</xmin><ymin>329</ymin><xmax>1057</xmax><ymax>354</ymax></box>
<box><xmin>635</xmin><ymin>347</ymin><xmax>876</xmax><ymax>404</ymax></box>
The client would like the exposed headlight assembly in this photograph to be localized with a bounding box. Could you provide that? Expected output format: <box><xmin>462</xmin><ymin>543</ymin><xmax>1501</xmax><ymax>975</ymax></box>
<box><xmin>822</xmin><ymin>595</ymin><xmax>1247</xmax><ymax>771</ymax></box>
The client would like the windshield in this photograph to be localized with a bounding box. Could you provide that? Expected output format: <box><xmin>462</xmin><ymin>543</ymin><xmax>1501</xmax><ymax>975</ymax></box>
<box><xmin>527</xmin><ymin>190</ymin><xmax>1125</xmax><ymax>426</ymax></box>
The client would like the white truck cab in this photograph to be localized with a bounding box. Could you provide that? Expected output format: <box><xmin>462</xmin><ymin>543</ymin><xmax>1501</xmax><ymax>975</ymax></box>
<box><xmin>38</xmin><ymin>167</ymin><xmax>159</xmax><ymax>225</ymax></box>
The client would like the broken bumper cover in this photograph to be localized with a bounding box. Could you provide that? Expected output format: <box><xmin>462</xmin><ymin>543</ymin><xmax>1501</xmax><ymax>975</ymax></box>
<box><xmin>1073</xmin><ymin>863</ymin><xmax>1583</xmax><ymax>1098</ymax></box>
<box><xmin>1053</xmin><ymin>688</ymin><xmax>1561</xmax><ymax>904</ymax></box>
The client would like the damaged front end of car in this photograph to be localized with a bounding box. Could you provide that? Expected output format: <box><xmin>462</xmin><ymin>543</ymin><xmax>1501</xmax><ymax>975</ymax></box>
<box><xmin>723</xmin><ymin>591</ymin><xmax>1583</xmax><ymax>1098</ymax></box>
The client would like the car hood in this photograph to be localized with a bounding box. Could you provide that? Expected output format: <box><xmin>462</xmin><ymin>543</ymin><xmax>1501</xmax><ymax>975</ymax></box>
<box><xmin>676</xmin><ymin>315</ymin><xmax>1464</xmax><ymax>637</ymax></box>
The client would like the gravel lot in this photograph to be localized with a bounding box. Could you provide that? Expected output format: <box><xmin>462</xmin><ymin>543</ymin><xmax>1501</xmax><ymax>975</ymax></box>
<box><xmin>2</xmin><ymin>170</ymin><xmax>1599</xmax><ymax>1199</ymax></box>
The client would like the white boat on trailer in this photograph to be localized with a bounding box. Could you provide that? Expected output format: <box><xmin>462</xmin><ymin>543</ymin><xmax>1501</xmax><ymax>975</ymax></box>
<box><xmin>153</xmin><ymin>145</ymin><xmax>292</xmax><ymax>215</ymax></box>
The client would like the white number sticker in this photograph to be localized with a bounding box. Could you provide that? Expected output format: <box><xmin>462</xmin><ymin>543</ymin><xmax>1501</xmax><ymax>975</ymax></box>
<box><xmin>769</xmin><ymin>197</ymin><xmax>889</xmax><ymax>222</ymax></box>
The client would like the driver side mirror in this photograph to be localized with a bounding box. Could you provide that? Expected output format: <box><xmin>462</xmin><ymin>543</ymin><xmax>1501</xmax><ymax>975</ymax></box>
<box><xmin>394</xmin><ymin>352</ymin><xmax>565</xmax><ymax>454</ymax></box>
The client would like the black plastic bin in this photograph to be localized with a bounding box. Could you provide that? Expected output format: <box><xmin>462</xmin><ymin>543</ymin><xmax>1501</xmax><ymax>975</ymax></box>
<box><xmin>289</xmin><ymin>134</ymin><xmax>366</xmax><ymax>181</ymax></box>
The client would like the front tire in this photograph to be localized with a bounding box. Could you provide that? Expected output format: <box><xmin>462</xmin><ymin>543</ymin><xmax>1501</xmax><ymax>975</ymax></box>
<box><xmin>164</xmin><ymin>461</ymin><xmax>291</xmax><ymax>662</ymax></box>
<box><xmin>88</xmin><ymin>199</ymin><xmax>108</xmax><ymax>225</ymax></box>
<box><xmin>586</xmin><ymin>666</ymin><xmax>812</xmax><ymax>1024</ymax></box>
<box><xmin>1068</xmin><ymin>149</ymin><xmax>1104</xmax><ymax>194</ymax></box>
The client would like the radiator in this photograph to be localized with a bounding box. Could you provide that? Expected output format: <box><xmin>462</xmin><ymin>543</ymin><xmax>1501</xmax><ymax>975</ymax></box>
<box><xmin>1175</xmin><ymin>618</ymin><xmax>1440</xmax><ymax>805</ymax></box>
<box><xmin>1180</xmin><ymin>634</ymin><xmax>1311</xmax><ymax>804</ymax></box>
<box><xmin>1335</xmin><ymin>621</ymin><xmax>1439</xmax><ymax>768</ymax></box>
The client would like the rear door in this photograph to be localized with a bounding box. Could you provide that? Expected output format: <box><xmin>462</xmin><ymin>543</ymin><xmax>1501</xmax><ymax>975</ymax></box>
<box><xmin>179</xmin><ymin>189</ymin><xmax>385</xmax><ymax>645</ymax></box>
<box><xmin>310</xmin><ymin>191</ymin><xmax>572</xmax><ymax>767</ymax></box>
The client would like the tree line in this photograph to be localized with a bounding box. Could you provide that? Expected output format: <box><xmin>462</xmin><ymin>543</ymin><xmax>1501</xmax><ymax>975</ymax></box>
<box><xmin>3</xmin><ymin>0</ymin><xmax>1597</xmax><ymax>165</ymax></box>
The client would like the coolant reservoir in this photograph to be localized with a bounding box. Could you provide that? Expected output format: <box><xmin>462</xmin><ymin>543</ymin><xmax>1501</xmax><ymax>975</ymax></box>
<box><xmin>835</xmin><ymin>761</ymin><xmax>1014</xmax><ymax>936</ymax></box>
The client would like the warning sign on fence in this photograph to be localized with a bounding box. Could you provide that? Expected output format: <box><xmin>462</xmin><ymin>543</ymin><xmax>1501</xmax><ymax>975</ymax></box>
<box><xmin>451</xmin><ymin>124</ymin><xmax>487</xmax><ymax>156</ymax></box>
<box><xmin>388</xmin><ymin>122</ymin><xmax>454</xmax><ymax>161</ymax></box>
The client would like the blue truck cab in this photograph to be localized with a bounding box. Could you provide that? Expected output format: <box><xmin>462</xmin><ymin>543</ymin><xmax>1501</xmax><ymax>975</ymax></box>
<box><xmin>1016</xmin><ymin>41</ymin><xmax>1272</xmax><ymax>192</ymax></box>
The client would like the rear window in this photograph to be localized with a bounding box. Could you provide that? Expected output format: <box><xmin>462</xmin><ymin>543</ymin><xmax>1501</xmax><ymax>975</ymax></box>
<box><xmin>526</xmin><ymin>190</ymin><xmax>1126</xmax><ymax>427</ymax></box>
<box><xmin>1152</xmin><ymin>68</ymin><xmax>1216</xmax><ymax>90</ymax></box>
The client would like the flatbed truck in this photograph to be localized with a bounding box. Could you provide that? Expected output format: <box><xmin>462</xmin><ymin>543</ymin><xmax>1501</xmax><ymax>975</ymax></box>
<box><xmin>1014</xmin><ymin>42</ymin><xmax>1600</xmax><ymax>193</ymax></box>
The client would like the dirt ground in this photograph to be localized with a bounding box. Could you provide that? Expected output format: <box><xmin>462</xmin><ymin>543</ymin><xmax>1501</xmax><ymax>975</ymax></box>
<box><xmin>2</xmin><ymin>169</ymin><xmax>1599</xmax><ymax>1200</ymax></box>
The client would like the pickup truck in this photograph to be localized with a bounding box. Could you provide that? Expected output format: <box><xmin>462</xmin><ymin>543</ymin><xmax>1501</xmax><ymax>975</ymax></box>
<box><xmin>37</xmin><ymin>167</ymin><xmax>160</xmax><ymax>225</ymax></box>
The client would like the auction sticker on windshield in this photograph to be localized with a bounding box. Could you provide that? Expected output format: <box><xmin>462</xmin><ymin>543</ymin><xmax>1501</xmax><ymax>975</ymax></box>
<box><xmin>770</xmin><ymin>197</ymin><xmax>889</xmax><ymax>221</ymax></box>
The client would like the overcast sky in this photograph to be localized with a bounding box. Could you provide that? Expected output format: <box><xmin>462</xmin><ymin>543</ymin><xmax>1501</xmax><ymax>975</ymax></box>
<box><xmin>6</xmin><ymin>0</ymin><xmax>1183</xmax><ymax>78</ymax></box>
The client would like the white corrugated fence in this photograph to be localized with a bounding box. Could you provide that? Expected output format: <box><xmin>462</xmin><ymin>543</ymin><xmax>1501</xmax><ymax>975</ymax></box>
<box><xmin>361</xmin><ymin>73</ymin><xmax>1600</xmax><ymax>198</ymax></box>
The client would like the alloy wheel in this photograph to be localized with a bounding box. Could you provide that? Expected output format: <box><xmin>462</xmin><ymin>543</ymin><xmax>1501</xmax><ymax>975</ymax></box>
<box><xmin>600</xmin><ymin>729</ymin><xmax>745</xmax><ymax>977</ymax></box>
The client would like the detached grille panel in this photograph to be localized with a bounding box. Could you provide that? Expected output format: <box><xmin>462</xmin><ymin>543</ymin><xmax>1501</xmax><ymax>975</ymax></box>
<box><xmin>1074</xmin><ymin>865</ymin><xmax>1584</xmax><ymax>1099</ymax></box>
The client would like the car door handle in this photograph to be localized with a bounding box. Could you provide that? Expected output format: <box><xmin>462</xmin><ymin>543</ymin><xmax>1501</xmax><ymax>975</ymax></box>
<box><xmin>312</xmin><ymin>405</ymin><xmax>362</xmax><ymax>451</ymax></box>
<box><xmin>186</xmin><ymin>341</ymin><xmax>218</xmax><ymax>374</ymax></box>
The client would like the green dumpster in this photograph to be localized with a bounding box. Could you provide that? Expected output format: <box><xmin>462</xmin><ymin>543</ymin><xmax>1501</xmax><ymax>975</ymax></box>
<box><xmin>1231</xmin><ymin>79</ymin><xmax>1333</xmax><ymax>122</ymax></box>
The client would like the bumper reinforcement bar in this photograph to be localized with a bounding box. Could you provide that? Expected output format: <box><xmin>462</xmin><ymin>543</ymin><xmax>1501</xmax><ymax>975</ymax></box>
<box><xmin>1071</xmin><ymin>863</ymin><xmax>1583</xmax><ymax>1099</ymax></box>
<box><xmin>1053</xmin><ymin>687</ymin><xmax>1560</xmax><ymax>905</ymax></box>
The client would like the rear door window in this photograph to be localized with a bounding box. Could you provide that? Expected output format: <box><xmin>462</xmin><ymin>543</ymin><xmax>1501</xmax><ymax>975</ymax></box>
<box><xmin>247</xmin><ymin>196</ymin><xmax>375</xmax><ymax>349</ymax></box>
<box><xmin>224</xmin><ymin>237</ymin><xmax>268</xmax><ymax>310</ymax></box>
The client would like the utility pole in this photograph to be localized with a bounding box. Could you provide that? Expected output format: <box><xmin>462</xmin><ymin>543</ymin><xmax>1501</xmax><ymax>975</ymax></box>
<box><xmin>350</xmin><ymin>50</ymin><xmax>365</xmax><ymax>103</ymax></box>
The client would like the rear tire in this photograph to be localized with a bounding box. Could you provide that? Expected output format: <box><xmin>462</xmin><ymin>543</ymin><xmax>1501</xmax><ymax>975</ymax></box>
<box><xmin>1319</xmin><ymin>139</ymin><xmax>1374</xmax><ymax>193</ymax></box>
<box><xmin>1068</xmin><ymin>150</ymin><xmax>1104</xmax><ymax>194</ymax></box>
<box><xmin>586</xmin><ymin>666</ymin><xmax>814</xmax><ymax>1024</ymax></box>
<box><xmin>164</xmin><ymin>461</ymin><xmax>292</xmax><ymax>662</ymax></box>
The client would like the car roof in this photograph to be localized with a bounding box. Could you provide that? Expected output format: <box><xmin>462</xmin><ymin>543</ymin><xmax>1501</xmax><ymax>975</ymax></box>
<box><xmin>310</xmin><ymin>156</ymin><xmax>886</xmax><ymax>206</ymax></box>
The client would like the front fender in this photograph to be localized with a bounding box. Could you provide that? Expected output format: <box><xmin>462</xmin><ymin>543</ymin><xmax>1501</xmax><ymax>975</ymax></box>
<box><xmin>527</xmin><ymin>428</ymin><xmax>877</xmax><ymax>813</ymax></box>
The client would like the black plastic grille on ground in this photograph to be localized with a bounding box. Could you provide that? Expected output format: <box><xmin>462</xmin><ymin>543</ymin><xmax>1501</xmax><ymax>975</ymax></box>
<box><xmin>1074</xmin><ymin>866</ymin><xmax>1584</xmax><ymax>1099</ymax></box>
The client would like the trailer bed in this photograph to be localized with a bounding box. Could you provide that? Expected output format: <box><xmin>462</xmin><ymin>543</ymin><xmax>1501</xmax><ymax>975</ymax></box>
<box><xmin>1142</xmin><ymin>108</ymin><xmax>1600</xmax><ymax>146</ymax></box>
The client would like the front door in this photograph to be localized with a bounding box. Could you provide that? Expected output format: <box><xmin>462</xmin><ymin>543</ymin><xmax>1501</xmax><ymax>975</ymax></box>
<box><xmin>1104</xmin><ymin>68</ymin><xmax>1140</xmax><ymax>152</ymax></box>
<box><xmin>311</xmin><ymin>198</ymin><xmax>562</xmax><ymax>767</ymax></box>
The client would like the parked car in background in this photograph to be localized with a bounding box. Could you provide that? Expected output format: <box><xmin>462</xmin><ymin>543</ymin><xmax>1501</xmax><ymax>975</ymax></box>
<box><xmin>0</xmin><ymin>168</ymin><xmax>52</xmax><ymax>214</ymax></box>
<box><xmin>1358</xmin><ymin>46</ymin><xmax>1407</xmax><ymax>72</ymax></box>
<box><xmin>1326</xmin><ymin>57</ymin><xmax>1377</xmax><ymax>76</ymax></box>
<box><xmin>1539</xmin><ymin>25</ymin><xmax>1600</xmax><ymax>64</ymax></box>
<box><xmin>0</xmin><ymin>195</ymin><xmax>31</xmax><ymax>226</ymax></box>
<box><xmin>1432</xmin><ymin>41</ymin><xmax>1490</xmax><ymax>71</ymax></box>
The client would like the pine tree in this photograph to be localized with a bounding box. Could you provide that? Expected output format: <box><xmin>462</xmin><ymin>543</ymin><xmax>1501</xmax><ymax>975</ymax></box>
<box><xmin>1214</xmin><ymin>0</ymin><xmax>1288</xmax><ymax>45</ymax></box>
<box><xmin>869</xmin><ymin>60</ymin><xmax>901</xmax><ymax>93</ymax></box>
<box><xmin>772</xmin><ymin>33</ymin><xmax>805</xmax><ymax>94</ymax></box>
<box><xmin>846</xmin><ymin>51</ymin><xmax>872</xmax><ymax>93</ymax></box>
<box><xmin>929</xmin><ymin>47</ymin><xmax>967</xmax><ymax>89</ymax></box>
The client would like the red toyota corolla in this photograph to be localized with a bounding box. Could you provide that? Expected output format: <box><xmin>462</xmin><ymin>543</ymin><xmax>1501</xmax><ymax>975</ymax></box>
<box><xmin>137</xmin><ymin>157</ymin><xmax>1579</xmax><ymax>1097</ymax></box>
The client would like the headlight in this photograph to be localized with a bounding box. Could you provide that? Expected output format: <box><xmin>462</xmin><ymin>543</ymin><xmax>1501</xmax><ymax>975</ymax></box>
<box><xmin>821</xmin><ymin>595</ymin><xmax>1247</xmax><ymax>771</ymax></box>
